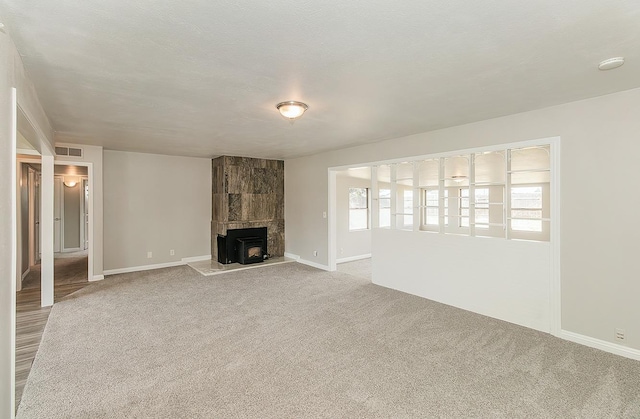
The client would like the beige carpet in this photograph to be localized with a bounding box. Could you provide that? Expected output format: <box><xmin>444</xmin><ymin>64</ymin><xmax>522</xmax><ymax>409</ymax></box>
<box><xmin>17</xmin><ymin>263</ymin><xmax>640</xmax><ymax>418</ymax></box>
<box><xmin>337</xmin><ymin>258</ymin><xmax>371</xmax><ymax>280</ymax></box>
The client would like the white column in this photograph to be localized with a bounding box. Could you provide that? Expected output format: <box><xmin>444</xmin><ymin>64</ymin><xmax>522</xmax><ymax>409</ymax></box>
<box><xmin>370</xmin><ymin>166</ymin><xmax>379</xmax><ymax>229</ymax></box>
<box><xmin>3</xmin><ymin>88</ymin><xmax>18</xmax><ymax>418</ymax></box>
<box><xmin>40</xmin><ymin>155</ymin><xmax>54</xmax><ymax>307</ymax></box>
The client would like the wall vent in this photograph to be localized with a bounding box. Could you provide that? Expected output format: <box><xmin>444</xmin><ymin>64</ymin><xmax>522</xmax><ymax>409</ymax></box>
<box><xmin>55</xmin><ymin>146</ymin><xmax>83</xmax><ymax>158</ymax></box>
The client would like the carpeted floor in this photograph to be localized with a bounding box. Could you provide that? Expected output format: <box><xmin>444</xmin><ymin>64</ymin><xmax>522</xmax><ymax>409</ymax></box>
<box><xmin>337</xmin><ymin>258</ymin><xmax>371</xmax><ymax>280</ymax></box>
<box><xmin>17</xmin><ymin>263</ymin><xmax>640</xmax><ymax>418</ymax></box>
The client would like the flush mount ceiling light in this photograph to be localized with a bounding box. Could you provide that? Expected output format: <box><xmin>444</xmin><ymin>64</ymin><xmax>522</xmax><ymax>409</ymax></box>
<box><xmin>276</xmin><ymin>101</ymin><xmax>308</xmax><ymax>122</ymax></box>
<box><xmin>452</xmin><ymin>175</ymin><xmax>467</xmax><ymax>183</ymax></box>
<box><xmin>598</xmin><ymin>57</ymin><xmax>625</xmax><ymax>71</ymax></box>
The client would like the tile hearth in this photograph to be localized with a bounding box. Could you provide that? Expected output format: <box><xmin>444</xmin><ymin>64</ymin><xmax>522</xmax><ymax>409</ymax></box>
<box><xmin>188</xmin><ymin>256</ymin><xmax>294</xmax><ymax>276</ymax></box>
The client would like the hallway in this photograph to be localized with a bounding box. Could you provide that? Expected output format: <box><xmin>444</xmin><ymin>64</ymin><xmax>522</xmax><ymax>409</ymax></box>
<box><xmin>15</xmin><ymin>251</ymin><xmax>91</xmax><ymax>409</ymax></box>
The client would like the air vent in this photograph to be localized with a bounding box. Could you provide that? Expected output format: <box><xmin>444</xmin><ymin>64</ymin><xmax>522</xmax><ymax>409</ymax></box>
<box><xmin>55</xmin><ymin>146</ymin><xmax>83</xmax><ymax>158</ymax></box>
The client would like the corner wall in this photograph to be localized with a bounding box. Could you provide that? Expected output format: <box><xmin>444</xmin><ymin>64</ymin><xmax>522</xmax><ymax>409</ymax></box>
<box><xmin>0</xmin><ymin>31</ymin><xmax>55</xmax><ymax>419</ymax></box>
<box><xmin>103</xmin><ymin>150</ymin><xmax>211</xmax><ymax>272</ymax></box>
<box><xmin>285</xmin><ymin>87</ymin><xmax>640</xmax><ymax>353</ymax></box>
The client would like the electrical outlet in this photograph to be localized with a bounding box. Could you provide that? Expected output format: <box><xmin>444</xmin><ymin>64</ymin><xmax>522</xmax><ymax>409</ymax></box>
<box><xmin>615</xmin><ymin>328</ymin><xmax>625</xmax><ymax>341</ymax></box>
<box><xmin>147</xmin><ymin>251</ymin><xmax>152</xmax><ymax>259</ymax></box>
<box><xmin>170</xmin><ymin>249</ymin><xmax>175</xmax><ymax>256</ymax></box>
<box><xmin>313</xmin><ymin>250</ymin><xmax>318</xmax><ymax>257</ymax></box>
<box><xmin>340</xmin><ymin>248</ymin><xmax>344</xmax><ymax>255</ymax></box>
<box><xmin>322</xmin><ymin>211</ymin><xmax>327</xmax><ymax>219</ymax></box>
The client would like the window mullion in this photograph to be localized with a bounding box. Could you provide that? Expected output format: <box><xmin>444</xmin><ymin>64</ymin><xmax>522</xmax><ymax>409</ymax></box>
<box><xmin>469</xmin><ymin>153</ymin><xmax>475</xmax><ymax>237</ymax></box>
<box><xmin>413</xmin><ymin>162</ymin><xmax>419</xmax><ymax>231</ymax></box>
<box><xmin>371</xmin><ymin>166</ymin><xmax>379</xmax><ymax>229</ymax></box>
<box><xmin>390</xmin><ymin>164</ymin><xmax>397</xmax><ymax>230</ymax></box>
<box><xmin>505</xmin><ymin>149</ymin><xmax>512</xmax><ymax>240</ymax></box>
<box><xmin>438</xmin><ymin>158</ymin><xmax>445</xmax><ymax>234</ymax></box>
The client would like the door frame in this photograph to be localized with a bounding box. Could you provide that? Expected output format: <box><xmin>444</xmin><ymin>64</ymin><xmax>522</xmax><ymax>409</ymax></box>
<box><xmin>16</xmin><ymin>158</ymin><xmax>95</xmax><ymax>294</ymax></box>
<box><xmin>27</xmin><ymin>167</ymin><xmax>39</xmax><ymax>266</ymax></box>
<box><xmin>55</xmin><ymin>162</ymin><xmax>94</xmax><ymax>280</ymax></box>
<box><xmin>53</xmin><ymin>176</ymin><xmax>63</xmax><ymax>253</ymax></box>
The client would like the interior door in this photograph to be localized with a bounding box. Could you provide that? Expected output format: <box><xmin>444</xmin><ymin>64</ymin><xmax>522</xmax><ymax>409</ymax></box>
<box><xmin>83</xmin><ymin>178</ymin><xmax>89</xmax><ymax>250</ymax></box>
<box><xmin>54</xmin><ymin>177</ymin><xmax>62</xmax><ymax>253</ymax></box>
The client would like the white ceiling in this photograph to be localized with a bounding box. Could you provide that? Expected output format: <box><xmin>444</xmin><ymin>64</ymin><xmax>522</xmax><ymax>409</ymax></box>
<box><xmin>1</xmin><ymin>1</ymin><xmax>639</xmax><ymax>159</ymax></box>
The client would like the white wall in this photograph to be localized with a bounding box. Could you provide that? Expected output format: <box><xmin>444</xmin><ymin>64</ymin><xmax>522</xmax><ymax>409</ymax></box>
<box><xmin>0</xmin><ymin>31</ymin><xmax>55</xmax><ymax>418</ymax></box>
<box><xmin>336</xmin><ymin>174</ymin><xmax>371</xmax><ymax>261</ymax></box>
<box><xmin>103</xmin><ymin>150</ymin><xmax>211</xmax><ymax>272</ymax></box>
<box><xmin>285</xmin><ymin>87</ymin><xmax>640</xmax><ymax>353</ymax></box>
<box><xmin>373</xmin><ymin>229</ymin><xmax>551</xmax><ymax>332</ymax></box>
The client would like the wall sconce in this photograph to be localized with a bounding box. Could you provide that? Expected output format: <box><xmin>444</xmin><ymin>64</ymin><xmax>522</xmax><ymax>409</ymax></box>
<box><xmin>64</xmin><ymin>177</ymin><xmax>78</xmax><ymax>187</ymax></box>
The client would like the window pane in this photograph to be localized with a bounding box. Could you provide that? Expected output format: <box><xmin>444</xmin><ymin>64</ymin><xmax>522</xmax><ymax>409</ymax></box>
<box><xmin>425</xmin><ymin>208</ymin><xmax>438</xmax><ymax>225</ymax></box>
<box><xmin>475</xmin><ymin>188</ymin><xmax>489</xmax><ymax>206</ymax></box>
<box><xmin>444</xmin><ymin>155</ymin><xmax>469</xmax><ymax>187</ymax></box>
<box><xmin>511</xmin><ymin>186</ymin><xmax>542</xmax><ymax>232</ymax></box>
<box><xmin>460</xmin><ymin>188</ymin><xmax>469</xmax><ymax>227</ymax></box>
<box><xmin>511</xmin><ymin>219</ymin><xmax>542</xmax><ymax>232</ymax></box>
<box><xmin>349</xmin><ymin>209</ymin><xmax>368</xmax><ymax>230</ymax></box>
<box><xmin>418</xmin><ymin>159</ymin><xmax>439</xmax><ymax>187</ymax></box>
<box><xmin>423</xmin><ymin>189</ymin><xmax>440</xmax><ymax>226</ymax></box>
<box><xmin>349</xmin><ymin>188</ymin><xmax>368</xmax><ymax>209</ymax></box>
<box><xmin>444</xmin><ymin>189</ymin><xmax>449</xmax><ymax>226</ymax></box>
<box><xmin>349</xmin><ymin>188</ymin><xmax>368</xmax><ymax>230</ymax></box>
<box><xmin>474</xmin><ymin>188</ymin><xmax>490</xmax><ymax>228</ymax></box>
<box><xmin>475</xmin><ymin>209</ymin><xmax>489</xmax><ymax>226</ymax></box>
<box><xmin>425</xmin><ymin>189</ymin><xmax>438</xmax><ymax>206</ymax></box>
<box><xmin>379</xmin><ymin>209</ymin><xmax>391</xmax><ymax>228</ymax></box>
<box><xmin>510</xmin><ymin>145</ymin><xmax>550</xmax><ymax>172</ymax></box>
<box><xmin>379</xmin><ymin>188</ymin><xmax>390</xmax><ymax>228</ymax></box>
<box><xmin>474</xmin><ymin>151</ymin><xmax>505</xmax><ymax>184</ymax></box>
<box><xmin>403</xmin><ymin>190</ymin><xmax>413</xmax><ymax>214</ymax></box>
<box><xmin>511</xmin><ymin>186</ymin><xmax>542</xmax><ymax>209</ymax></box>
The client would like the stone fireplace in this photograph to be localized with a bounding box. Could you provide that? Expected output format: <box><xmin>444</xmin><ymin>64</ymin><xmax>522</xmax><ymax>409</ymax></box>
<box><xmin>211</xmin><ymin>156</ymin><xmax>284</xmax><ymax>263</ymax></box>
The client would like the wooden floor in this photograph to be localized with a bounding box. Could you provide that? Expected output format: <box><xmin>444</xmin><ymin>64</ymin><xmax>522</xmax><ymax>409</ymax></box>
<box><xmin>15</xmin><ymin>256</ymin><xmax>90</xmax><ymax>410</ymax></box>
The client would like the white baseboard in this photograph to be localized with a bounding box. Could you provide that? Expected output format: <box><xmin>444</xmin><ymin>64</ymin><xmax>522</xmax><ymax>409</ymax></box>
<box><xmin>337</xmin><ymin>253</ymin><xmax>371</xmax><ymax>264</ymax></box>
<box><xmin>104</xmin><ymin>261</ymin><xmax>185</xmax><ymax>276</ymax></box>
<box><xmin>284</xmin><ymin>252</ymin><xmax>330</xmax><ymax>271</ymax></box>
<box><xmin>181</xmin><ymin>255</ymin><xmax>211</xmax><ymax>263</ymax></box>
<box><xmin>559</xmin><ymin>329</ymin><xmax>640</xmax><ymax>361</ymax></box>
<box><xmin>297</xmin><ymin>258</ymin><xmax>330</xmax><ymax>271</ymax></box>
<box><xmin>90</xmin><ymin>274</ymin><xmax>104</xmax><ymax>282</ymax></box>
<box><xmin>21</xmin><ymin>268</ymin><xmax>30</xmax><ymax>280</ymax></box>
<box><xmin>103</xmin><ymin>254</ymin><xmax>212</xmax><ymax>276</ymax></box>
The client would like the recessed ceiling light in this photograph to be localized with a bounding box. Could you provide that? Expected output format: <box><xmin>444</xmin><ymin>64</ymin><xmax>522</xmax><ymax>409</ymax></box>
<box><xmin>598</xmin><ymin>57</ymin><xmax>625</xmax><ymax>71</ymax></box>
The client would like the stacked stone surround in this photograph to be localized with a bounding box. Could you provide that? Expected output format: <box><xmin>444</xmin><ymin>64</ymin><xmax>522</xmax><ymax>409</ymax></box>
<box><xmin>211</xmin><ymin>156</ymin><xmax>284</xmax><ymax>260</ymax></box>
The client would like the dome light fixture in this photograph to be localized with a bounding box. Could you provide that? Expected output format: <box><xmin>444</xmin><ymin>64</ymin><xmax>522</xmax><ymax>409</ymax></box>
<box><xmin>598</xmin><ymin>57</ymin><xmax>625</xmax><ymax>71</ymax></box>
<box><xmin>276</xmin><ymin>101</ymin><xmax>308</xmax><ymax>122</ymax></box>
<box><xmin>452</xmin><ymin>175</ymin><xmax>467</xmax><ymax>183</ymax></box>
